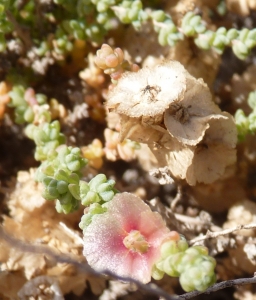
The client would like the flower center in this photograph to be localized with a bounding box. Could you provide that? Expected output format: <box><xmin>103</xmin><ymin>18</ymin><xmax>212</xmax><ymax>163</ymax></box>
<box><xmin>123</xmin><ymin>230</ymin><xmax>149</xmax><ymax>254</ymax></box>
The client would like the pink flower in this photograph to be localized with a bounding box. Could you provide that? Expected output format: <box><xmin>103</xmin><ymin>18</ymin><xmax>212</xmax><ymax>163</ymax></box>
<box><xmin>83</xmin><ymin>192</ymin><xmax>174</xmax><ymax>283</ymax></box>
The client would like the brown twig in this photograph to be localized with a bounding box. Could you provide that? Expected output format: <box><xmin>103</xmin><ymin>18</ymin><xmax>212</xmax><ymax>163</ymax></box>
<box><xmin>179</xmin><ymin>276</ymin><xmax>256</xmax><ymax>299</ymax></box>
<box><xmin>189</xmin><ymin>223</ymin><xmax>256</xmax><ymax>245</ymax></box>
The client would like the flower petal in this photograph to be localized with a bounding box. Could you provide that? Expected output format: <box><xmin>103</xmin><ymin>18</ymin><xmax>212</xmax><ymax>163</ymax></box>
<box><xmin>107</xmin><ymin>193</ymin><xmax>155</xmax><ymax>232</ymax></box>
<box><xmin>138</xmin><ymin>210</ymin><xmax>170</xmax><ymax>245</ymax></box>
<box><xmin>83</xmin><ymin>213</ymin><xmax>129</xmax><ymax>273</ymax></box>
<box><xmin>83</xmin><ymin>193</ymin><xmax>171</xmax><ymax>283</ymax></box>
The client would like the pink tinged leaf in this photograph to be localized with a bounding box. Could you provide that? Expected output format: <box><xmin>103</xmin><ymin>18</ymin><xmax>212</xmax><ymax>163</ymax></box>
<box><xmin>105</xmin><ymin>54</ymin><xmax>119</xmax><ymax>68</ymax></box>
<box><xmin>114</xmin><ymin>48</ymin><xmax>124</xmax><ymax>63</ymax></box>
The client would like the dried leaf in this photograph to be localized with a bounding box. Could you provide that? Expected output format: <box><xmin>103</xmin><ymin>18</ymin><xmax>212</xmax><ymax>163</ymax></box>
<box><xmin>224</xmin><ymin>200</ymin><xmax>256</xmax><ymax>236</ymax></box>
<box><xmin>17</xmin><ymin>275</ymin><xmax>64</xmax><ymax>300</ymax></box>
<box><xmin>1</xmin><ymin>170</ymin><xmax>106</xmax><ymax>298</ymax></box>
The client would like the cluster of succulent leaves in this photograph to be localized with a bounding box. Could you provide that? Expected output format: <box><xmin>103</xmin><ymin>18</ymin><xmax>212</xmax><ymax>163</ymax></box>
<box><xmin>152</xmin><ymin>236</ymin><xmax>216</xmax><ymax>292</ymax></box>
<box><xmin>180</xmin><ymin>12</ymin><xmax>256</xmax><ymax>59</ymax></box>
<box><xmin>8</xmin><ymin>83</ymin><xmax>117</xmax><ymax>214</ymax></box>
<box><xmin>0</xmin><ymin>0</ymin><xmax>145</xmax><ymax>56</ymax></box>
<box><xmin>38</xmin><ymin>145</ymin><xmax>117</xmax><ymax>214</ymax></box>
<box><xmin>40</xmin><ymin>158</ymin><xmax>116</xmax><ymax>214</ymax></box>
<box><xmin>1</xmin><ymin>0</ymin><xmax>256</xmax><ymax>60</ymax></box>
<box><xmin>235</xmin><ymin>90</ymin><xmax>256</xmax><ymax>141</ymax></box>
<box><xmin>78</xmin><ymin>174</ymin><xmax>117</xmax><ymax>231</ymax></box>
<box><xmin>32</xmin><ymin>130</ymin><xmax>117</xmax><ymax>214</ymax></box>
<box><xmin>153</xmin><ymin>10</ymin><xmax>256</xmax><ymax>59</ymax></box>
<box><xmin>9</xmin><ymin>85</ymin><xmax>51</xmax><ymax>124</ymax></box>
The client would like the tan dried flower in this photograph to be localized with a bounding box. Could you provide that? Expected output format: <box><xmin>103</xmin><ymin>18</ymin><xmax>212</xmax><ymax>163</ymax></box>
<box><xmin>107</xmin><ymin>61</ymin><xmax>186</xmax><ymax>123</ymax></box>
<box><xmin>106</xmin><ymin>60</ymin><xmax>237</xmax><ymax>185</ymax></box>
<box><xmin>118</xmin><ymin>115</ymin><xmax>170</xmax><ymax>144</ymax></box>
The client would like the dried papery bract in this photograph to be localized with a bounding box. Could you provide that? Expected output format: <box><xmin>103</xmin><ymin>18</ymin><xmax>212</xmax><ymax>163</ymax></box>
<box><xmin>107</xmin><ymin>61</ymin><xmax>187</xmax><ymax>120</ymax></box>
<box><xmin>107</xmin><ymin>61</ymin><xmax>187</xmax><ymax>145</ymax></box>
<box><xmin>153</xmin><ymin>115</ymin><xmax>237</xmax><ymax>185</ymax></box>
<box><xmin>184</xmin><ymin>76</ymin><xmax>221</xmax><ymax>116</ymax></box>
<box><xmin>164</xmin><ymin>77</ymin><xmax>221</xmax><ymax>146</ymax></box>
<box><xmin>165</xmin><ymin>113</ymin><xmax>211</xmax><ymax>146</ymax></box>
<box><xmin>186</xmin><ymin>144</ymin><xmax>236</xmax><ymax>185</ymax></box>
<box><xmin>118</xmin><ymin>115</ymin><xmax>170</xmax><ymax>145</ymax></box>
<box><xmin>185</xmin><ymin>114</ymin><xmax>237</xmax><ymax>185</ymax></box>
<box><xmin>150</xmin><ymin>138</ymin><xmax>194</xmax><ymax>182</ymax></box>
<box><xmin>164</xmin><ymin>112</ymin><xmax>235</xmax><ymax>147</ymax></box>
<box><xmin>202</xmin><ymin>112</ymin><xmax>237</xmax><ymax>148</ymax></box>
